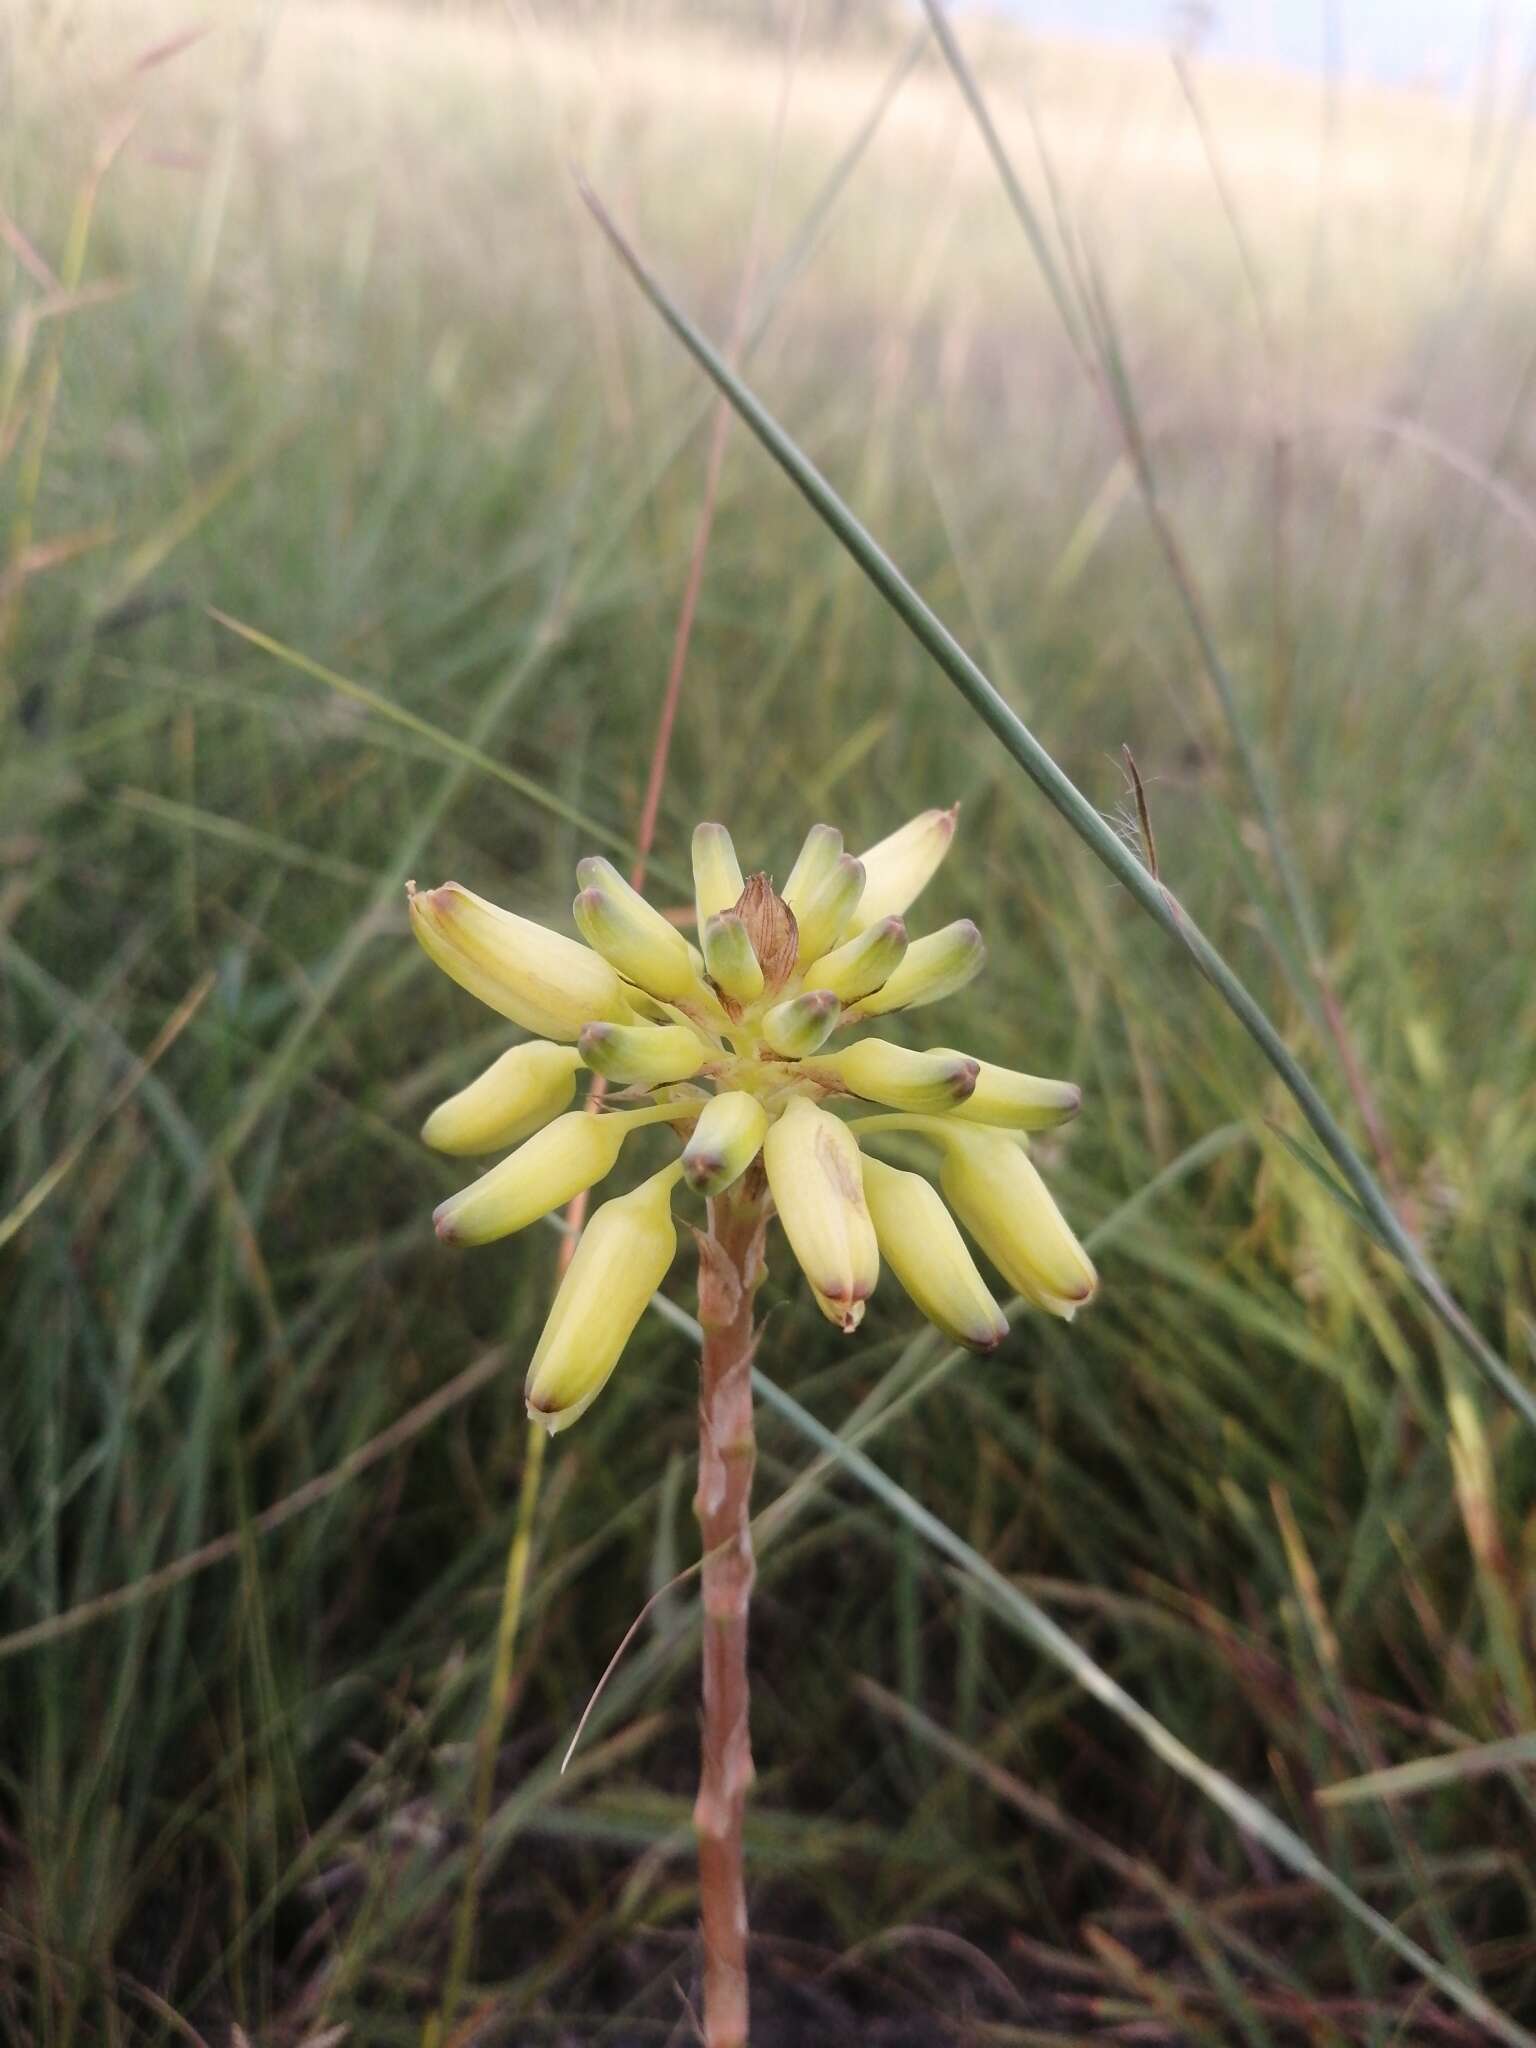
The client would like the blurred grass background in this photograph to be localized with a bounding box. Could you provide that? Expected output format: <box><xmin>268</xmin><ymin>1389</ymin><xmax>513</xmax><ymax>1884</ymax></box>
<box><xmin>3</xmin><ymin>0</ymin><xmax>1536</xmax><ymax>2040</ymax></box>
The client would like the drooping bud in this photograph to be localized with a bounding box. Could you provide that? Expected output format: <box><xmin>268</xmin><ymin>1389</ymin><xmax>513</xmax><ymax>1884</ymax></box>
<box><xmin>810</xmin><ymin>1038</ymin><xmax>977</xmax><ymax>1112</ymax></box>
<box><xmin>781</xmin><ymin>822</ymin><xmax>844</xmax><ymax>914</ymax></box>
<box><xmin>761</xmin><ymin>989</ymin><xmax>840</xmax><ymax>1059</ymax></box>
<box><xmin>931</xmin><ymin>1051</ymin><xmax>1082</xmax><ymax>1130</ymax></box>
<box><xmin>852</xmin><ymin>920</ymin><xmax>985</xmax><ymax>1017</ymax></box>
<box><xmin>433</xmin><ymin>1107</ymin><xmax>638</xmax><ymax>1246</ymax></box>
<box><xmin>801</xmin><ymin>917</ymin><xmax>908</xmax><ymax>1005</ymax></box>
<box><xmin>421</xmin><ymin>1041</ymin><xmax>582</xmax><ymax>1156</ymax></box>
<box><xmin>732</xmin><ymin>872</ymin><xmax>798</xmax><ymax>995</ymax></box>
<box><xmin>573</xmin><ymin>857</ymin><xmax>698</xmax><ymax>1002</ymax></box>
<box><xmin>761</xmin><ymin>1096</ymin><xmax>878</xmax><ymax>1333</ymax></box>
<box><xmin>577</xmin><ymin>1020</ymin><xmax>709</xmax><ymax>1088</ymax></box>
<box><xmin>847</xmin><ymin>805</ymin><xmax>959</xmax><ymax>934</ymax></box>
<box><xmin>692</xmin><ymin>822</ymin><xmax>746</xmax><ymax>929</ymax></box>
<box><xmin>935</xmin><ymin>1126</ymin><xmax>1096</xmax><ymax>1319</ymax></box>
<box><xmin>525</xmin><ymin>1162</ymin><xmax>682</xmax><ymax>1434</ymax></box>
<box><xmin>860</xmin><ymin>1154</ymin><xmax>1008</xmax><ymax>1353</ymax></box>
<box><xmin>681</xmin><ymin>1089</ymin><xmax>770</xmax><ymax>1197</ymax></box>
<box><xmin>409</xmin><ymin>881</ymin><xmax>628</xmax><ymax>1042</ymax></box>
<box><xmin>701</xmin><ymin>911</ymin><xmax>765</xmax><ymax>1005</ymax></box>
<box><xmin>788</xmin><ymin>853</ymin><xmax>864</xmax><ymax>965</ymax></box>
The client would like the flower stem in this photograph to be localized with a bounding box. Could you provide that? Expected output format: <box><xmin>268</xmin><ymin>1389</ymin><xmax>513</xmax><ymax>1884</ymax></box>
<box><xmin>693</xmin><ymin>1176</ymin><xmax>768</xmax><ymax>2048</ymax></box>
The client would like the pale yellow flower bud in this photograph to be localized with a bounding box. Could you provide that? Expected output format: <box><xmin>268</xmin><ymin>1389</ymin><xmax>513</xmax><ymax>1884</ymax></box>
<box><xmin>762</xmin><ymin>1097</ymin><xmax>878</xmax><ymax>1332</ymax></box>
<box><xmin>681</xmin><ymin>1089</ymin><xmax>770</xmax><ymax>1196</ymax></box>
<box><xmin>433</xmin><ymin>1107</ymin><xmax>640</xmax><ymax>1245</ymax></box>
<box><xmin>421</xmin><ymin>1041</ymin><xmax>583</xmax><ymax>1156</ymax></box>
<box><xmin>811</xmin><ymin>1038</ymin><xmax>977</xmax><ymax>1112</ymax></box>
<box><xmin>936</xmin><ymin>1126</ymin><xmax>1096</xmax><ymax>1319</ymax></box>
<box><xmin>860</xmin><ymin>1154</ymin><xmax>1008</xmax><ymax>1353</ymax></box>
<box><xmin>701</xmin><ymin>911</ymin><xmax>765</xmax><ymax>1005</ymax></box>
<box><xmin>409</xmin><ymin>881</ymin><xmax>628</xmax><ymax>1042</ymax></box>
<box><xmin>578</xmin><ymin>1020</ymin><xmax>709</xmax><ymax>1087</ymax></box>
<box><xmin>692</xmin><ymin>822</ymin><xmax>746</xmax><ymax>928</ymax></box>
<box><xmin>761</xmin><ymin>989</ymin><xmax>840</xmax><ymax>1059</ymax></box>
<box><xmin>788</xmin><ymin>853</ymin><xmax>865</xmax><ymax>964</ymax></box>
<box><xmin>847</xmin><ymin>805</ymin><xmax>958</xmax><ymax>934</ymax></box>
<box><xmin>781</xmin><ymin>822</ymin><xmax>844</xmax><ymax>913</ymax></box>
<box><xmin>852</xmin><ymin>920</ymin><xmax>985</xmax><ymax>1018</ymax></box>
<box><xmin>525</xmin><ymin>1162</ymin><xmax>682</xmax><ymax>1434</ymax></box>
<box><xmin>931</xmin><ymin>1050</ymin><xmax>1082</xmax><ymax>1131</ymax></box>
<box><xmin>574</xmin><ymin>856</ymin><xmax>698</xmax><ymax>1002</ymax></box>
<box><xmin>801</xmin><ymin>917</ymin><xmax>908</xmax><ymax>1005</ymax></box>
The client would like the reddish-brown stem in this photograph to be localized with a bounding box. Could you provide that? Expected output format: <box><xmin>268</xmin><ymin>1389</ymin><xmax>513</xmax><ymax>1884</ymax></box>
<box><xmin>693</xmin><ymin>1177</ymin><xmax>768</xmax><ymax>2048</ymax></box>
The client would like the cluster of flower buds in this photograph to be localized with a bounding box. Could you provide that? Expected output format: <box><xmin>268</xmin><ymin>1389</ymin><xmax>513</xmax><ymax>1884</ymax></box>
<box><xmin>409</xmin><ymin>808</ymin><xmax>1095</xmax><ymax>1433</ymax></box>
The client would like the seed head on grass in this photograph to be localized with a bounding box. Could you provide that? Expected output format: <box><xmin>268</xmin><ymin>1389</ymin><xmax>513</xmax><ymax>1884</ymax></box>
<box><xmin>410</xmin><ymin>807</ymin><xmax>1094</xmax><ymax>1431</ymax></box>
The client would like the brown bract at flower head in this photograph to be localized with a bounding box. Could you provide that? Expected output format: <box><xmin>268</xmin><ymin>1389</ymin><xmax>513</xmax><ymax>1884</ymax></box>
<box><xmin>408</xmin><ymin>807</ymin><xmax>1094</xmax><ymax>1433</ymax></box>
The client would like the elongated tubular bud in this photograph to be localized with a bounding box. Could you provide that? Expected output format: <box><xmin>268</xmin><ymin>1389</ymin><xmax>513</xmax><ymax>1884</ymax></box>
<box><xmin>860</xmin><ymin>1154</ymin><xmax>1008</xmax><ymax>1352</ymax></box>
<box><xmin>692</xmin><ymin>822</ymin><xmax>746</xmax><ymax>929</ymax></box>
<box><xmin>573</xmin><ymin>857</ymin><xmax>699</xmax><ymax>1002</ymax></box>
<box><xmin>810</xmin><ymin>1038</ymin><xmax>977</xmax><ymax>1112</ymax></box>
<box><xmin>847</xmin><ymin>804</ymin><xmax>959</xmax><ymax>934</ymax></box>
<box><xmin>409</xmin><ymin>881</ymin><xmax>628</xmax><ymax>1041</ymax></box>
<box><xmin>577</xmin><ymin>1020</ymin><xmax>709</xmax><ymax>1087</ymax></box>
<box><xmin>761</xmin><ymin>989</ymin><xmax>840</xmax><ymax>1059</ymax></box>
<box><xmin>781</xmin><ymin>822</ymin><xmax>844</xmax><ymax>915</ymax></box>
<box><xmin>801</xmin><ymin>917</ymin><xmax>908</xmax><ymax>1005</ymax></box>
<box><xmin>852</xmin><ymin>919</ymin><xmax>985</xmax><ymax>1018</ymax></box>
<box><xmin>931</xmin><ymin>1050</ymin><xmax>1082</xmax><ymax>1130</ymax></box>
<box><xmin>788</xmin><ymin>853</ymin><xmax>865</xmax><ymax>964</ymax></box>
<box><xmin>421</xmin><ymin>1041</ymin><xmax>582</xmax><ymax>1155</ymax></box>
<box><xmin>762</xmin><ymin>1096</ymin><xmax>878</xmax><ymax>1332</ymax></box>
<box><xmin>702</xmin><ymin>910</ymin><xmax>765</xmax><ymax>1004</ymax></box>
<box><xmin>525</xmin><ymin>1162</ymin><xmax>682</xmax><ymax>1434</ymax></box>
<box><xmin>935</xmin><ymin>1126</ymin><xmax>1096</xmax><ymax>1319</ymax></box>
<box><xmin>433</xmin><ymin>1107</ymin><xmax>639</xmax><ymax>1245</ymax></box>
<box><xmin>681</xmin><ymin>1089</ymin><xmax>770</xmax><ymax>1196</ymax></box>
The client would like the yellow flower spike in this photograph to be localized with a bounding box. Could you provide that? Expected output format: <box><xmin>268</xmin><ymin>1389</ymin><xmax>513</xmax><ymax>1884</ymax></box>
<box><xmin>762</xmin><ymin>1096</ymin><xmax>878</xmax><ymax>1333</ymax></box>
<box><xmin>760</xmin><ymin>989</ymin><xmax>840</xmax><ymax>1059</ymax></box>
<box><xmin>574</xmin><ymin>856</ymin><xmax>699</xmax><ymax>1002</ymax></box>
<box><xmin>578</xmin><ymin>1020</ymin><xmax>710</xmax><ymax>1088</ymax></box>
<box><xmin>701</xmin><ymin>911</ymin><xmax>765</xmax><ymax>1005</ymax></box>
<box><xmin>809</xmin><ymin>1038</ymin><xmax>977</xmax><ymax>1113</ymax></box>
<box><xmin>801</xmin><ymin>916</ymin><xmax>908</xmax><ymax>1005</ymax></box>
<box><xmin>692</xmin><ymin>822</ymin><xmax>746</xmax><ymax>928</ymax></box>
<box><xmin>931</xmin><ymin>1050</ymin><xmax>1083</xmax><ymax>1131</ymax></box>
<box><xmin>935</xmin><ymin>1125</ymin><xmax>1097</xmax><ymax>1319</ymax></box>
<box><xmin>847</xmin><ymin>804</ymin><xmax>959</xmax><ymax>934</ymax></box>
<box><xmin>421</xmin><ymin>1041</ymin><xmax>583</xmax><ymax>1156</ymax></box>
<box><xmin>525</xmin><ymin>1161</ymin><xmax>684</xmax><ymax>1434</ymax></box>
<box><xmin>788</xmin><ymin>852</ymin><xmax>865</xmax><ymax>964</ymax></box>
<box><xmin>433</xmin><ymin>1105</ymin><xmax>656</xmax><ymax>1246</ymax></box>
<box><xmin>408</xmin><ymin>880</ymin><xmax>629</xmax><ymax>1041</ymax></box>
<box><xmin>851</xmin><ymin>919</ymin><xmax>985</xmax><ymax>1018</ymax></box>
<box><xmin>860</xmin><ymin>1153</ymin><xmax>1008</xmax><ymax>1353</ymax></box>
<box><xmin>681</xmin><ymin>1090</ymin><xmax>770</xmax><ymax>1197</ymax></box>
<box><xmin>781</xmin><ymin>821</ymin><xmax>844</xmax><ymax>915</ymax></box>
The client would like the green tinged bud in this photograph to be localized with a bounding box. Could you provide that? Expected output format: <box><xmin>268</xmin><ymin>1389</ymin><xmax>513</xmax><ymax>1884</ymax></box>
<box><xmin>574</xmin><ymin>856</ymin><xmax>698</xmax><ymax>1002</ymax></box>
<box><xmin>762</xmin><ymin>1097</ymin><xmax>878</xmax><ymax>1332</ymax></box>
<box><xmin>848</xmin><ymin>805</ymin><xmax>958</xmax><ymax>934</ymax></box>
<box><xmin>578</xmin><ymin>1020</ymin><xmax>709</xmax><ymax>1087</ymax></box>
<box><xmin>692</xmin><ymin>822</ymin><xmax>746</xmax><ymax>929</ymax></box>
<box><xmin>701</xmin><ymin>910</ymin><xmax>765</xmax><ymax>1004</ymax></box>
<box><xmin>801</xmin><ymin>916</ymin><xmax>908</xmax><ymax>1004</ymax></box>
<box><xmin>812</xmin><ymin>1038</ymin><xmax>977</xmax><ymax>1112</ymax></box>
<box><xmin>789</xmin><ymin>852</ymin><xmax>865</xmax><ymax>965</ymax></box>
<box><xmin>421</xmin><ymin>1041</ymin><xmax>582</xmax><ymax>1155</ymax></box>
<box><xmin>525</xmin><ymin>1162</ymin><xmax>682</xmax><ymax>1433</ymax></box>
<box><xmin>761</xmin><ymin>989</ymin><xmax>840</xmax><ymax>1059</ymax></box>
<box><xmin>932</xmin><ymin>1050</ymin><xmax>1082</xmax><ymax>1130</ymax></box>
<box><xmin>935</xmin><ymin>1126</ymin><xmax>1096</xmax><ymax>1319</ymax></box>
<box><xmin>781</xmin><ymin>822</ymin><xmax>844</xmax><ymax>914</ymax></box>
<box><xmin>681</xmin><ymin>1089</ymin><xmax>770</xmax><ymax>1196</ymax></box>
<box><xmin>860</xmin><ymin>1153</ymin><xmax>1008</xmax><ymax>1353</ymax></box>
<box><xmin>433</xmin><ymin>1107</ymin><xmax>638</xmax><ymax>1246</ymax></box>
<box><xmin>409</xmin><ymin>880</ymin><xmax>629</xmax><ymax>1042</ymax></box>
<box><xmin>852</xmin><ymin>919</ymin><xmax>985</xmax><ymax>1017</ymax></box>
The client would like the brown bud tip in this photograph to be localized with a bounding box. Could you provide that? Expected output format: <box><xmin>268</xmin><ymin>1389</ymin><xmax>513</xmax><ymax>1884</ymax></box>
<box><xmin>682</xmin><ymin>1151</ymin><xmax>723</xmax><ymax>1190</ymax></box>
<box><xmin>734</xmin><ymin>871</ymin><xmax>798</xmax><ymax>993</ymax></box>
<box><xmin>951</xmin><ymin>1058</ymin><xmax>980</xmax><ymax>1102</ymax></box>
<box><xmin>432</xmin><ymin>1204</ymin><xmax>460</xmax><ymax>1244</ymax></box>
<box><xmin>970</xmin><ymin>1319</ymin><xmax>1009</xmax><ymax>1357</ymax></box>
<box><xmin>1061</xmin><ymin>1084</ymin><xmax>1083</xmax><ymax>1119</ymax></box>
